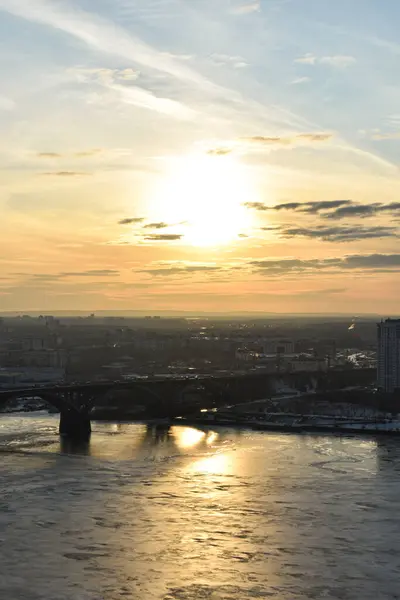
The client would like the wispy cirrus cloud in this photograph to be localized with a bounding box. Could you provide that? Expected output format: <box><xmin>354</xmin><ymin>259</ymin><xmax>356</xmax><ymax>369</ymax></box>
<box><xmin>291</xmin><ymin>76</ymin><xmax>311</xmax><ymax>85</ymax></box>
<box><xmin>69</xmin><ymin>67</ymin><xmax>139</xmax><ymax>86</ymax></box>
<box><xmin>74</xmin><ymin>149</ymin><xmax>103</xmax><ymax>158</ymax></box>
<box><xmin>69</xmin><ymin>66</ymin><xmax>195</xmax><ymax>119</ymax></box>
<box><xmin>320</xmin><ymin>55</ymin><xmax>356</xmax><ymax>68</ymax></box>
<box><xmin>204</xmin><ymin>132</ymin><xmax>333</xmax><ymax>157</ymax></box>
<box><xmin>0</xmin><ymin>0</ymin><xmax>218</xmax><ymax>90</ymax></box>
<box><xmin>241</xmin><ymin>132</ymin><xmax>333</xmax><ymax>146</ymax></box>
<box><xmin>295</xmin><ymin>54</ymin><xmax>356</xmax><ymax>68</ymax></box>
<box><xmin>37</xmin><ymin>149</ymin><xmax>103</xmax><ymax>159</ymax></box>
<box><xmin>294</xmin><ymin>53</ymin><xmax>318</xmax><ymax>65</ymax></box>
<box><xmin>60</xmin><ymin>269</ymin><xmax>119</xmax><ymax>277</ymax></box>
<box><xmin>0</xmin><ymin>95</ymin><xmax>15</xmax><ymax>111</ymax></box>
<box><xmin>30</xmin><ymin>270</ymin><xmax>119</xmax><ymax>279</ymax></box>
<box><xmin>37</xmin><ymin>152</ymin><xmax>63</xmax><ymax>159</ymax></box>
<box><xmin>232</xmin><ymin>1</ymin><xmax>261</xmax><ymax>15</ymax></box>
<box><xmin>371</xmin><ymin>132</ymin><xmax>400</xmax><ymax>140</ymax></box>
<box><xmin>41</xmin><ymin>171</ymin><xmax>91</xmax><ymax>177</ymax></box>
<box><xmin>210</xmin><ymin>54</ymin><xmax>248</xmax><ymax>68</ymax></box>
<box><xmin>110</xmin><ymin>82</ymin><xmax>195</xmax><ymax>119</ymax></box>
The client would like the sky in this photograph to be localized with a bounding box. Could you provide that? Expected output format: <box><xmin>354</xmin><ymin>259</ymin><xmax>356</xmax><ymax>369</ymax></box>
<box><xmin>0</xmin><ymin>0</ymin><xmax>399</xmax><ymax>314</ymax></box>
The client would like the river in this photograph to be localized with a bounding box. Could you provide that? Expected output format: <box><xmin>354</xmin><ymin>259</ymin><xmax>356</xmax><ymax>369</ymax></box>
<box><xmin>1</xmin><ymin>413</ymin><xmax>400</xmax><ymax>599</ymax></box>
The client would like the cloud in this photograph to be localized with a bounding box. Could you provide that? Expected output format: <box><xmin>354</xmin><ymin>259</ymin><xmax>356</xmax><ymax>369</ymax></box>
<box><xmin>211</xmin><ymin>54</ymin><xmax>249</xmax><ymax>68</ymax></box>
<box><xmin>110</xmin><ymin>82</ymin><xmax>195</xmax><ymax>120</ymax></box>
<box><xmin>0</xmin><ymin>0</ymin><xmax>218</xmax><ymax>90</ymax></box>
<box><xmin>245</xmin><ymin>199</ymin><xmax>400</xmax><ymax>219</ymax></box>
<box><xmin>42</xmin><ymin>171</ymin><xmax>91</xmax><ymax>177</ymax></box>
<box><xmin>118</xmin><ymin>217</ymin><xmax>145</xmax><ymax>225</ymax></box>
<box><xmin>0</xmin><ymin>95</ymin><xmax>15</xmax><ymax>111</ymax></box>
<box><xmin>70</xmin><ymin>67</ymin><xmax>136</xmax><ymax>86</ymax></box>
<box><xmin>250</xmin><ymin>254</ymin><xmax>400</xmax><ymax>274</ymax></box>
<box><xmin>115</xmin><ymin>86</ymin><xmax>195</xmax><ymax>119</ymax></box>
<box><xmin>71</xmin><ymin>66</ymin><xmax>196</xmax><ymax>119</ymax></box>
<box><xmin>291</xmin><ymin>77</ymin><xmax>311</xmax><ymax>85</ymax></box>
<box><xmin>36</xmin><ymin>149</ymin><xmax>103</xmax><ymax>159</ymax></box>
<box><xmin>161</xmin><ymin>52</ymin><xmax>194</xmax><ymax>62</ymax></box>
<box><xmin>274</xmin><ymin>225</ymin><xmax>398</xmax><ymax>242</ymax></box>
<box><xmin>113</xmin><ymin>68</ymin><xmax>140</xmax><ymax>81</ymax></box>
<box><xmin>37</xmin><ymin>152</ymin><xmax>63</xmax><ymax>158</ymax></box>
<box><xmin>143</xmin><ymin>234</ymin><xmax>183</xmax><ymax>241</ymax></box>
<box><xmin>32</xmin><ymin>270</ymin><xmax>119</xmax><ymax>279</ymax></box>
<box><xmin>297</xmin><ymin>133</ymin><xmax>333</xmax><ymax>142</ymax></box>
<box><xmin>295</xmin><ymin>54</ymin><xmax>356</xmax><ymax>68</ymax></box>
<box><xmin>342</xmin><ymin>254</ymin><xmax>400</xmax><ymax>269</ymax></box>
<box><xmin>320</xmin><ymin>55</ymin><xmax>356</xmax><ymax>68</ymax></box>
<box><xmin>207</xmin><ymin>148</ymin><xmax>233</xmax><ymax>156</ymax></box>
<box><xmin>241</xmin><ymin>132</ymin><xmax>333</xmax><ymax>146</ymax></box>
<box><xmin>140</xmin><ymin>262</ymin><xmax>222</xmax><ymax>276</ymax></box>
<box><xmin>60</xmin><ymin>270</ymin><xmax>119</xmax><ymax>277</ymax></box>
<box><xmin>232</xmin><ymin>2</ymin><xmax>261</xmax><ymax>15</ymax></box>
<box><xmin>244</xmin><ymin>201</ymin><xmax>269</xmax><ymax>211</ymax></box>
<box><xmin>244</xmin><ymin>200</ymin><xmax>351</xmax><ymax>213</ymax></box>
<box><xmin>250</xmin><ymin>258</ymin><xmax>327</xmax><ymax>273</ymax></box>
<box><xmin>325</xmin><ymin>202</ymin><xmax>400</xmax><ymax>220</ymax></box>
<box><xmin>31</xmin><ymin>274</ymin><xmax>61</xmax><ymax>282</ymax></box>
<box><xmin>74</xmin><ymin>148</ymin><xmax>103</xmax><ymax>157</ymax></box>
<box><xmin>276</xmin><ymin>200</ymin><xmax>351</xmax><ymax>213</ymax></box>
<box><xmin>372</xmin><ymin>132</ymin><xmax>400</xmax><ymax>140</ymax></box>
<box><xmin>143</xmin><ymin>222</ymin><xmax>169</xmax><ymax>229</ymax></box>
<box><xmin>294</xmin><ymin>53</ymin><xmax>317</xmax><ymax>65</ymax></box>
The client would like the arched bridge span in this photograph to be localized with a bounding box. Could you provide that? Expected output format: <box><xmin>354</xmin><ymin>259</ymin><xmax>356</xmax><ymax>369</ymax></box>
<box><xmin>0</xmin><ymin>389</ymin><xmax>91</xmax><ymax>439</ymax></box>
<box><xmin>0</xmin><ymin>368</ymin><xmax>376</xmax><ymax>438</ymax></box>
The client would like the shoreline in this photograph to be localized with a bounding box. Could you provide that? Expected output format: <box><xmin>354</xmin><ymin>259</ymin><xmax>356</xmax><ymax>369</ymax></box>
<box><xmin>86</xmin><ymin>415</ymin><xmax>400</xmax><ymax>437</ymax></box>
<box><xmin>3</xmin><ymin>408</ymin><xmax>400</xmax><ymax>438</ymax></box>
<box><xmin>168</xmin><ymin>417</ymin><xmax>400</xmax><ymax>437</ymax></box>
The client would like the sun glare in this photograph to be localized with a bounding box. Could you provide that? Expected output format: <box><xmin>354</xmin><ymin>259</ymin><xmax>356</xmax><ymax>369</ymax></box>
<box><xmin>174</xmin><ymin>426</ymin><xmax>206</xmax><ymax>449</ymax></box>
<box><xmin>152</xmin><ymin>154</ymin><xmax>255</xmax><ymax>247</ymax></box>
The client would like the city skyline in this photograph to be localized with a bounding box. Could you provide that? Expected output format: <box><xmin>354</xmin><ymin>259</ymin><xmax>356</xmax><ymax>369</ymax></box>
<box><xmin>0</xmin><ymin>0</ymin><xmax>399</xmax><ymax>313</ymax></box>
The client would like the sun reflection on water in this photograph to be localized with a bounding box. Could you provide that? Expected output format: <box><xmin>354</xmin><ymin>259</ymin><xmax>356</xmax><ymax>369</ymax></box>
<box><xmin>191</xmin><ymin>453</ymin><xmax>231</xmax><ymax>475</ymax></box>
<box><xmin>206</xmin><ymin>431</ymin><xmax>218</xmax><ymax>445</ymax></box>
<box><xmin>173</xmin><ymin>426</ymin><xmax>206</xmax><ymax>449</ymax></box>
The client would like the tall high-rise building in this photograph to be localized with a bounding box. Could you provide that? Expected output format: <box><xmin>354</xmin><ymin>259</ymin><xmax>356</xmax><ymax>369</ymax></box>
<box><xmin>377</xmin><ymin>319</ymin><xmax>400</xmax><ymax>393</ymax></box>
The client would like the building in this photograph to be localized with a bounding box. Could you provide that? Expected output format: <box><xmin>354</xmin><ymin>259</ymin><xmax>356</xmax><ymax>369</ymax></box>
<box><xmin>263</xmin><ymin>339</ymin><xmax>294</xmax><ymax>355</ymax></box>
<box><xmin>0</xmin><ymin>367</ymin><xmax>65</xmax><ymax>388</ymax></box>
<box><xmin>377</xmin><ymin>319</ymin><xmax>400</xmax><ymax>393</ymax></box>
<box><xmin>286</xmin><ymin>356</ymin><xmax>328</xmax><ymax>373</ymax></box>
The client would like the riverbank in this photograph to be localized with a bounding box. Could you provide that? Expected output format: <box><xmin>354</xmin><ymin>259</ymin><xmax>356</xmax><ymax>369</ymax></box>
<box><xmin>170</xmin><ymin>415</ymin><xmax>400</xmax><ymax>436</ymax></box>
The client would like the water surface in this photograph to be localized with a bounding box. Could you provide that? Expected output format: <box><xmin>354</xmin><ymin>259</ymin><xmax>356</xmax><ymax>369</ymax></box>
<box><xmin>1</xmin><ymin>413</ymin><xmax>400</xmax><ymax>599</ymax></box>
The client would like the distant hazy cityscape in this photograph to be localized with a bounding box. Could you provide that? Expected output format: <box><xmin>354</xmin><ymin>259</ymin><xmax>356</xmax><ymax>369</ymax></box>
<box><xmin>0</xmin><ymin>313</ymin><xmax>397</xmax><ymax>391</ymax></box>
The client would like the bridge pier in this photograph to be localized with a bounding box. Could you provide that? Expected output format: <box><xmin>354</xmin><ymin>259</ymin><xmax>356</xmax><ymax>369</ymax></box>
<box><xmin>59</xmin><ymin>409</ymin><xmax>91</xmax><ymax>440</ymax></box>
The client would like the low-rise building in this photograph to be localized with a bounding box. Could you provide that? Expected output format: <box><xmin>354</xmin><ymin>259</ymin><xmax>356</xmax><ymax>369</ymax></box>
<box><xmin>0</xmin><ymin>367</ymin><xmax>65</xmax><ymax>388</ymax></box>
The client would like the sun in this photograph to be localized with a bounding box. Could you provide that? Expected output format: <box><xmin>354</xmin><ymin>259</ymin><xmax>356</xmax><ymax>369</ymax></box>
<box><xmin>152</xmin><ymin>154</ymin><xmax>255</xmax><ymax>247</ymax></box>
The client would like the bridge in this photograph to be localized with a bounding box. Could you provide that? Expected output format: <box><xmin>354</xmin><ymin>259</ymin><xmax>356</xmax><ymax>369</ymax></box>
<box><xmin>0</xmin><ymin>368</ymin><xmax>375</xmax><ymax>439</ymax></box>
